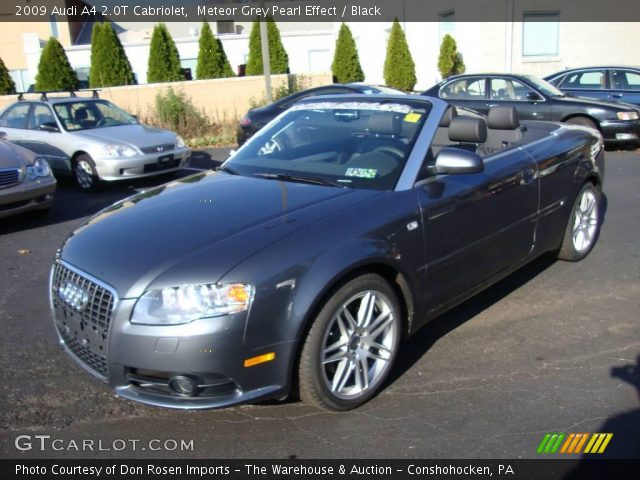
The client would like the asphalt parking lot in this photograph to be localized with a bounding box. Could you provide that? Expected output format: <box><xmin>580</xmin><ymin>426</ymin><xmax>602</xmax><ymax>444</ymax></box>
<box><xmin>0</xmin><ymin>149</ymin><xmax>638</xmax><ymax>460</ymax></box>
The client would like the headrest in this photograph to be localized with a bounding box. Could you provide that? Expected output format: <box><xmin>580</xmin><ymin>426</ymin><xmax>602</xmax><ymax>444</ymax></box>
<box><xmin>74</xmin><ymin>108</ymin><xmax>89</xmax><ymax>121</ymax></box>
<box><xmin>487</xmin><ymin>106</ymin><xmax>519</xmax><ymax>130</ymax></box>
<box><xmin>368</xmin><ymin>112</ymin><xmax>401</xmax><ymax>136</ymax></box>
<box><xmin>439</xmin><ymin>106</ymin><xmax>458</xmax><ymax>127</ymax></box>
<box><xmin>449</xmin><ymin>116</ymin><xmax>487</xmax><ymax>144</ymax></box>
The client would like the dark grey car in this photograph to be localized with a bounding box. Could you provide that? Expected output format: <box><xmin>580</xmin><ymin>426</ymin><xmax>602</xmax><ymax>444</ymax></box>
<box><xmin>50</xmin><ymin>96</ymin><xmax>604</xmax><ymax>411</ymax></box>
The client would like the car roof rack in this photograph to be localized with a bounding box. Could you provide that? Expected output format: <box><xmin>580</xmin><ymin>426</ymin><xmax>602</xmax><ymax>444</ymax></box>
<box><xmin>16</xmin><ymin>89</ymin><xmax>101</xmax><ymax>101</ymax></box>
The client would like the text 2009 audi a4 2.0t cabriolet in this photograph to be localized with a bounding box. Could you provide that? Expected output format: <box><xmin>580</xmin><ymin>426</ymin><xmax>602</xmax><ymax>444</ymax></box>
<box><xmin>50</xmin><ymin>96</ymin><xmax>604</xmax><ymax>411</ymax></box>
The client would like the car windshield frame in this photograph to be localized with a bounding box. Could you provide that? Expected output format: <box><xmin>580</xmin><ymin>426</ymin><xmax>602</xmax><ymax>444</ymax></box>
<box><xmin>52</xmin><ymin>99</ymin><xmax>138</xmax><ymax>132</ymax></box>
<box><xmin>521</xmin><ymin>75</ymin><xmax>566</xmax><ymax>97</ymax></box>
<box><xmin>225</xmin><ymin>96</ymin><xmax>432</xmax><ymax>192</ymax></box>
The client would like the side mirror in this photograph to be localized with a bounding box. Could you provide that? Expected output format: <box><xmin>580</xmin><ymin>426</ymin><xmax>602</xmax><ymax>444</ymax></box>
<box><xmin>526</xmin><ymin>91</ymin><xmax>543</xmax><ymax>102</ymax></box>
<box><xmin>39</xmin><ymin>122</ymin><xmax>59</xmax><ymax>133</ymax></box>
<box><xmin>0</xmin><ymin>131</ymin><xmax>7</xmax><ymax>141</ymax></box>
<box><xmin>435</xmin><ymin>147</ymin><xmax>484</xmax><ymax>175</ymax></box>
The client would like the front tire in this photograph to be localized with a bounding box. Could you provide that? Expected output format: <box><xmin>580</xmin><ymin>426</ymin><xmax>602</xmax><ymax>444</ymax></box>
<box><xmin>557</xmin><ymin>183</ymin><xmax>601</xmax><ymax>261</ymax></box>
<box><xmin>73</xmin><ymin>154</ymin><xmax>100</xmax><ymax>191</ymax></box>
<box><xmin>298</xmin><ymin>274</ymin><xmax>402</xmax><ymax>411</ymax></box>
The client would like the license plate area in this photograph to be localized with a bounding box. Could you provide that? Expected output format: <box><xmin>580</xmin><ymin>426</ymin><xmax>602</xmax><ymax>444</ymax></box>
<box><xmin>55</xmin><ymin>304</ymin><xmax>107</xmax><ymax>357</ymax></box>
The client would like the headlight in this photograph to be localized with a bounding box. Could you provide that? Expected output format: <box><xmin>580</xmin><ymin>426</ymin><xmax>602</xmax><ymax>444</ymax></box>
<box><xmin>26</xmin><ymin>157</ymin><xmax>51</xmax><ymax>180</ymax></box>
<box><xmin>617</xmin><ymin>111</ymin><xmax>639</xmax><ymax>121</ymax></box>
<box><xmin>176</xmin><ymin>135</ymin><xmax>186</xmax><ymax>148</ymax></box>
<box><xmin>131</xmin><ymin>283</ymin><xmax>255</xmax><ymax>325</ymax></box>
<box><xmin>102</xmin><ymin>144</ymin><xmax>138</xmax><ymax>157</ymax></box>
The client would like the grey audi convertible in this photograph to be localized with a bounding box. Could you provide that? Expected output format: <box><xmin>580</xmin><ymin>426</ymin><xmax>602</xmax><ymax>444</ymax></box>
<box><xmin>50</xmin><ymin>95</ymin><xmax>604</xmax><ymax>411</ymax></box>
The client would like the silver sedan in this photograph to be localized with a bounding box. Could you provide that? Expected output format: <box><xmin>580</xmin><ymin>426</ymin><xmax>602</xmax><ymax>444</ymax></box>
<box><xmin>0</xmin><ymin>96</ymin><xmax>191</xmax><ymax>191</ymax></box>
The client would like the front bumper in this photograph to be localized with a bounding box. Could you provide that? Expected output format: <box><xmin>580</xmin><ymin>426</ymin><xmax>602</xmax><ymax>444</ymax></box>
<box><xmin>600</xmin><ymin>119</ymin><xmax>640</xmax><ymax>148</ymax></box>
<box><xmin>93</xmin><ymin>148</ymin><xmax>191</xmax><ymax>181</ymax></box>
<box><xmin>0</xmin><ymin>176</ymin><xmax>56</xmax><ymax>218</ymax></box>
<box><xmin>50</xmin><ymin>260</ymin><xmax>294</xmax><ymax>409</ymax></box>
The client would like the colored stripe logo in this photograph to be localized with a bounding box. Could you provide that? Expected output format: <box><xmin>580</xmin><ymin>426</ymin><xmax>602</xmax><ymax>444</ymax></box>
<box><xmin>537</xmin><ymin>433</ymin><xmax>613</xmax><ymax>454</ymax></box>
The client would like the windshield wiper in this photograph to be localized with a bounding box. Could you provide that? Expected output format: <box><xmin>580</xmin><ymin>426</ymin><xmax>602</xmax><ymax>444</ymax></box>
<box><xmin>253</xmin><ymin>172</ymin><xmax>344</xmax><ymax>188</ymax></box>
<box><xmin>216</xmin><ymin>164</ymin><xmax>240</xmax><ymax>175</ymax></box>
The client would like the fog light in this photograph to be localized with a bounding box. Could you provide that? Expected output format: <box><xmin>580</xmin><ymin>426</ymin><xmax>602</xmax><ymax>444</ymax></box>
<box><xmin>169</xmin><ymin>375</ymin><xmax>198</xmax><ymax>396</ymax></box>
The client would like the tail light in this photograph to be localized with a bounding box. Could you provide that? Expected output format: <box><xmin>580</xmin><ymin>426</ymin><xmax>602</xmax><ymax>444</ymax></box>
<box><xmin>240</xmin><ymin>116</ymin><xmax>251</xmax><ymax>127</ymax></box>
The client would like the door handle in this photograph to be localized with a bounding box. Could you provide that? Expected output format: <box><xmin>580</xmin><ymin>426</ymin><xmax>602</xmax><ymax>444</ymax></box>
<box><xmin>487</xmin><ymin>104</ymin><xmax>499</xmax><ymax>108</ymax></box>
<box><xmin>612</xmin><ymin>93</ymin><xmax>623</xmax><ymax>98</ymax></box>
<box><xmin>519</xmin><ymin>168</ymin><xmax>536</xmax><ymax>185</ymax></box>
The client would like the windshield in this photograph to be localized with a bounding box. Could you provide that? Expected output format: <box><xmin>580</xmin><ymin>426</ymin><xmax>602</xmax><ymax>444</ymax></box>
<box><xmin>522</xmin><ymin>75</ymin><xmax>565</xmax><ymax>97</ymax></box>
<box><xmin>226</xmin><ymin>98</ymin><xmax>431</xmax><ymax>191</ymax></box>
<box><xmin>53</xmin><ymin>100</ymin><xmax>137</xmax><ymax>131</ymax></box>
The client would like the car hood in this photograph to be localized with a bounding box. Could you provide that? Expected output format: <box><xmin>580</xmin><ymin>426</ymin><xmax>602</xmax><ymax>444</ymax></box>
<box><xmin>0</xmin><ymin>141</ymin><xmax>34</xmax><ymax>168</ymax></box>
<box><xmin>60</xmin><ymin>171</ymin><xmax>380</xmax><ymax>298</ymax></box>
<box><xmin>74</xmin><ymin>124</ymin><xmax>177</xmax><ymax>149</ymax></box>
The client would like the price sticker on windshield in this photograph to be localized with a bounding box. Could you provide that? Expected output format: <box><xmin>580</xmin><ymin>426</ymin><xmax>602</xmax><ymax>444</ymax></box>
<box><xmin>404</xmin><ymin>112</ymin><xmax>422</xmax><ymax>123</ymax></box>
<box><xmin>345</xmin><ymin>168</ymin><xmax>377</xmax><ymax>179</ymax></box>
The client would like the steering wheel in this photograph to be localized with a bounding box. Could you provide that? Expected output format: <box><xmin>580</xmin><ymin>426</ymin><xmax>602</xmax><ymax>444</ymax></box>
<box><xmin>258</xmin><ymin>138</ymin><xmax>283</xmax><ymax>156</ymax></box>
<box><xmin>372</xmin><ymin>146</ymin><xmax>405</xmax><ymax>161</ymax></box>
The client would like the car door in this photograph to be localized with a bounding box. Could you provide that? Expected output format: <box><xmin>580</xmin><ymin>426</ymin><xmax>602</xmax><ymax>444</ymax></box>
<box><xmin>438</xmin><ymin>76</ymin><xmax>489</xmax><ymax>114</ymax></box>
<box><xmin>558</xmin><ymin>69</ymin><xmax>610</xmax><ymax>102</ymax></box>
<box><xmin>416</xmin><ymin>148</ymin><xmax>538</xmax><ymax>314</ymax></box>
<box><xmin>25</xmin><ymin>103</ymin><xmax>70</xmax><ymax>173</ymax></box>
<box><xmin>609</xmin><ymin>69</ymin><xmax>640</xmax><ymax>106</ymax></box>
<box><xmin>486</xmin><ymin>77</ymin><xmax>551</xmax><ymax>120</ymax></box>
<box><xmin>0</xmin><ymin>103</ymin><xmax>33</xmax><ymax>146</ymax></box>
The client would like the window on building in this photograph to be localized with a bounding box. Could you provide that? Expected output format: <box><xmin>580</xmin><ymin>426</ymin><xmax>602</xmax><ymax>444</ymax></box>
<box><xmin>439</xmin><ymin>10</ymin><xmax>455</xmax><ymax>41</ymax></box>
<box><xmin>9</xmin><ymin>70</ymin><xmax>30</xmax><ymax>92</ymax></box>
<box><xmin>522</xmin><ymin>12</ymin><xmax>559</xmax><ymax>57</ymax></box>
<box><xmin>49</xmin><ymin>14</ymin><xmax>59</xmax><ymax>38</ymax></box>
<box><xmin>181</xmin><ymin>59</ymin><xmax>197</xmax><ymax>80</ymax></box>
<box><xmin>216</xmin><ymin>21</ymin><xmax>235</xmax><ymax>35</ymax></box>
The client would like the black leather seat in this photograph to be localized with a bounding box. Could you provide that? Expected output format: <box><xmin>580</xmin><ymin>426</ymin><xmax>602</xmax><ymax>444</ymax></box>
<box><xmin>482</xmin><ymin>106</ymin><xmax>523</xmax><ymax>154</ymax></box>
<box><xmin>448</xmin><ymin>116</ymin><xmax>488</xmax><ymax>153</ymax></box>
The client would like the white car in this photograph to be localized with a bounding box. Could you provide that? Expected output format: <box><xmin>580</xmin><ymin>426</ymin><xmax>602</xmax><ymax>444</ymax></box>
<box><xmin>0</xmin><ymin>94</ymin><xmax>191</xmax><ymax>191</ymax></box>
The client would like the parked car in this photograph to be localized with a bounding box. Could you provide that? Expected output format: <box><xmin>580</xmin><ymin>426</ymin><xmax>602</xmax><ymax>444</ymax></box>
<box><xmin>545</xmin><ymin>66</ymin><xmax>640</xmax><ymax>106</ymax></box>
<box><xmin>423</xmin><ymin>73</ymin><xmax>640</xmax><ymax>149</ymax></box>
<box><xmin>50</xmin><ymin>95</ymin><xmax>604</xmax><ymax>411</ymax></box>
<box><xmin>0</xmin><ymin>93</ymin><xmax>191</xmax><ymax>191</ymax></box>
<box><xmin>237</xmin><ymin>83</ymin><xmax>405</xmax><ymax>145</ymax></box>
<box><xmin>0</xmin><ymin>132</ymin><xmax>56</xmax><ymax>218</ymax></box>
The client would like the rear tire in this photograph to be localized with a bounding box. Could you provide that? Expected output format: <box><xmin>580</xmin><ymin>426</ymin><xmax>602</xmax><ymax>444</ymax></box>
<box><xmin>73</xmin><ymin>154</ymin><xmax>100</xmax><ymax>192</ymax></box>
<box><xmin>565</xmin><ymin>116</ymin><xmax>598</xmax><ymax>131</ymax></box>
<box><xmin>298</xmin><ymin>274</ymin><xmax>402</xmax><ymax>411</ymax></box>
<box><xmin>557</xmin><ymin>183</ymin><xmax>601</xmax><ymax>261</ymax></box>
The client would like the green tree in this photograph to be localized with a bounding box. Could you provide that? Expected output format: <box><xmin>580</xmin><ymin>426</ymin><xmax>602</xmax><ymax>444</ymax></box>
<box><xmin>383</xmin><ymin>19</ymin><xmax>416</xmax><ymax>92</ymax></box>
<box><xmin>0</xmin><ymin>56</ymin><xmax>16</xmax><ymax>95</ymax></box>
<box><xmin>147</xmin><ymin>23</ymin><xmax>183</xmax><ymax>83</ymax></box>
<box><xmin>331</xmin><ymin>23</ymin><xmax>364</xmax><ymax>83</ymax></box>
<box><xmin>437</xmin><ymin>34</ymin><xmax>465</xmax><ymax>79</ymax></box>
<box><xmin>89</xmin><ymin>21</ymin><xmax>135</xmax><ymax>87</ymax></box>
<box><xmin>196</xmin><ymin>22</ymin><xmax>235</xmax><ymax>79</ymax></box>
<box><xmin>35</xmin><ymin>37</ymin><xmax>78</xmax><ymax>91</ymax></box>
<box><xmin>245</xmin><ymin>17</ymin><xmax>289</xmax><ymax>76</ymax></box>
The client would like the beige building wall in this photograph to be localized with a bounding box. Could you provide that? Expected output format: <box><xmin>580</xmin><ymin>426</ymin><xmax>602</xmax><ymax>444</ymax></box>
<box><xmin>1</xmin><ymin>22</ymin><xmax>73</xmax><ymax>70</ymax></box>
<box><xmin>0</xmin><ymin>73</ymin><xmax>333</xmax><ymax>121</ymax></box>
